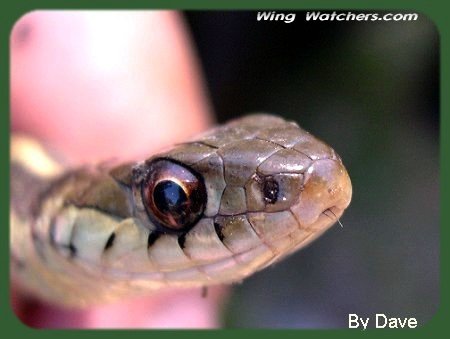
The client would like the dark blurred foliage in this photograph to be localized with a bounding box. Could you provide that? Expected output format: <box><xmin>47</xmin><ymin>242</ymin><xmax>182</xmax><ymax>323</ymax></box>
<box><xmin>184</xmin><ymin>11</ymin><xmax>439</xmax><ymax>328</ymax></box>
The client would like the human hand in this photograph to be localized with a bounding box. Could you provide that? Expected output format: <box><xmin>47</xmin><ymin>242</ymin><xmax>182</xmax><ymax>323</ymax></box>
<box><xmin>11</xmin><ymin>10</ymin><xmax>228</xmax><ymax>328</ymax></box>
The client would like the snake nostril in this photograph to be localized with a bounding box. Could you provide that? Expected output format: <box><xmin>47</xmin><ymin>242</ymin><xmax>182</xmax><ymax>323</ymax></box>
<box><xmin>262</xmin><ymin>176</ymin><xmax>279</xmax><ymax>204</ymax></box>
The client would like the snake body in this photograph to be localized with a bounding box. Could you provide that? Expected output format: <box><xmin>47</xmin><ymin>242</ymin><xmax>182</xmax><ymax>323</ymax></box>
<box><xmin>10</xmin><ymin>114</ymin><xmax>352</xmax><ymax>307</ymax></box>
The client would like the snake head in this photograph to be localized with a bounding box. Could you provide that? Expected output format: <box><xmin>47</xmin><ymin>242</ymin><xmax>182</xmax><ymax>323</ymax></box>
<box><xmin>14</xmin><ymin>114</ymin><xmax>352</xmax><ymax>306</ymax></box>
<box><xmin>131</xmin><ymin>114</ymin><xmax>352</xmax><ymax>283</ymax></box>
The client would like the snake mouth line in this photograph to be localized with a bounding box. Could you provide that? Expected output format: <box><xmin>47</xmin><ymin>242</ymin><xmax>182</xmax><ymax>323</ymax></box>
<box><xmin>52</xmin><ymin>221</ymin><xmax>311</xmax><ymax>284</ymax></box>
<box><xmin>322</xmin><ymin>206</ymin><xmax>344</xmax><ymax>228</ymax></box>
<box><xmin>94</xmin><ymin>208</ymin><xmax>343</xmax><ymax>283</ymax></box>
<box><xmin>44</xmin><ymin>200</ymin><xmax>346</xmax><ymax>283</ymax></box>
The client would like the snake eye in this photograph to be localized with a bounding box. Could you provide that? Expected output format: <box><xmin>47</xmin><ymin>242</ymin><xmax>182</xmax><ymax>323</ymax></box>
<box><xmin>142</xmin><ymin>159</ymin><xmax>207</xmax><ymax>232</ymax></box>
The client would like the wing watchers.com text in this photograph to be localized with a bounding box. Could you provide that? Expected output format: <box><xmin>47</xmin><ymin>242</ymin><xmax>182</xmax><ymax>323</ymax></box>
<box><xmin>255</xmin><ymin>11</ymin><xmax>418</xmax><ymax>24</ymax></box>
<box><xmin>306</xmin><ymin>11</ymin><xmax>418</xmax><ymax>22</ymax></box>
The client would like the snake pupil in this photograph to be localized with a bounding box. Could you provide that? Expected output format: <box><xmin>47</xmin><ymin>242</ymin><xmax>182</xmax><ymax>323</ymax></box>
<box><xmin>142</xmin><ymin>159</ymin><xmax>207</xmax><ymax>233</ymax></box>
<box><xmin>153</xmin><ymin>180</ymin><xmax>188</xmax><ymax>215</ymax></box>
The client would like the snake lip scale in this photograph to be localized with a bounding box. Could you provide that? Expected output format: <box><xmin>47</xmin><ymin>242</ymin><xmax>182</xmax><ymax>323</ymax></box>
<box><xmin>10</xmin><ymin>113</ymin><xmax>352</xmax><ymax>307</ymax></box>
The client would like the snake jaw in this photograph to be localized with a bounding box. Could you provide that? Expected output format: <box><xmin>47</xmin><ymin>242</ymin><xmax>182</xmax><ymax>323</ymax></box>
<box><xmin>290</xmin><ymin>158</ymin><xmax>352</xmax><ymax>231</ymax></box>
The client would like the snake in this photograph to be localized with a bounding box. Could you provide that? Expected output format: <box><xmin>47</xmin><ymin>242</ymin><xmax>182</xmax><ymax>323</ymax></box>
<box><xmin>10</xmin><ymin>114</ymin><xmax>352</xmax><ymax>308</ymax></box>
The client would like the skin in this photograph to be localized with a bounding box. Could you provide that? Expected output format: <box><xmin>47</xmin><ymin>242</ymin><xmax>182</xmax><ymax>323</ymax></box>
<box><xmin>10</xmin><ymin>10</ymin><xmax>228</xmax><ymax>328</ymax></box>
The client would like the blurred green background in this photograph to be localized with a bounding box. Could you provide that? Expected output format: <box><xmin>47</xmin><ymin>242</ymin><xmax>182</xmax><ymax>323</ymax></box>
<box><xmin>185</xmin><ymin>11</ymin><xmax>439</xmax><ymax>328</ymax></box>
